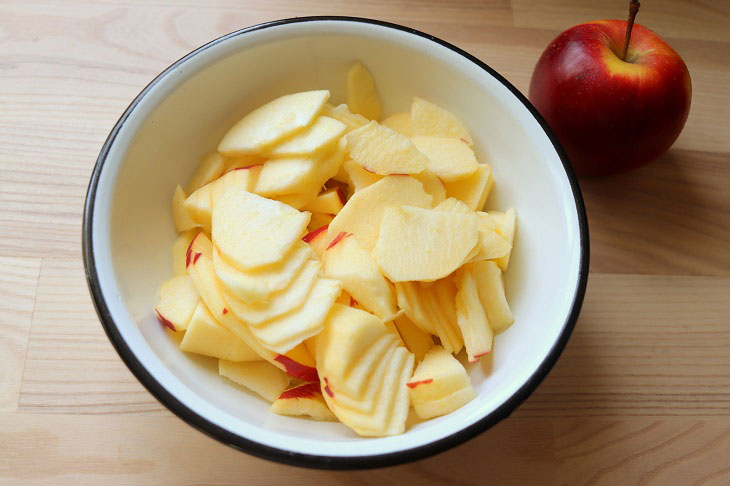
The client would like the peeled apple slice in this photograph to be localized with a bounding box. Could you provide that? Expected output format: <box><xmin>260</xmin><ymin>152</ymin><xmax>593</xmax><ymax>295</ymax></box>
<box><xmin>186</xmin><ymin>152</ymin><xmax>225</xmax><ymax>193</ymax></box>
<box><xmin>267</xmin><ymin>116</ymin><xmax>346</xmax><ymax>157</ymax></box>
<box><xmin>454</xmin><ymin>268</ymin><xmax>493</xmax><ymax>363</ymax></box>
<box><xmin>212</xmin><ymin>188</ymin><xmax>310</xmax><ymax>271</ymax></box>
<box><xmin>179</xmin><ymin>303</ymin><xmax>261</xmax><ymax>361</ymax></box>
<box><xmin>155</xmin><ymin>274</ymin><xmax>200</xmax><ymax>332</ymax></box>
<box><xmin>346</xmin><ymin>121</ymin><xmax>428</xmax><ymax>175</ymax></box>
<box><xmin>411</xmin><ymin>136</ymin><xmax>479</xmax><ymax>182</ymax></box>
<box><xmin>218</xmin><ymin>90</ymin><xmax>330</xmax><ymax>156</ymax></box>
<box><xmin>219</xmin><ymin>359</ymin><xmax>290</xmax><ymax>403</ymax></box>
<box><xmin>411</xmin><ymin>97</ymin><xmax>474</xmax><ymax>145</ymax></box>
<box><xmin>469</xmin><ymin>260</ymin><xmax>514</xmax><ymax>333</ymax></box>
<box><xmin>346</xmin><ymin>62</ymin><xmax>382</xmax><ymax>120</ymax></box>
<box><xmin>373</xmin><ymin>205</ymin><xmax>479</xmax><ymax>282</ymax></box>
<box><xmin>443</xmin><ymin>163</ymin><xmax>493</xmax><ymax>211</ymax></box>
<box><xmin>270</xmin><ymin>383</ymin><xmax>337</xmax><ymax>421</ymax></box>
<box><xmin>381</xmin><ymin>112</ymin><xmax>411</xmax><ymax>136</ymax></box>
<box><xmin>173</xmin><ymin>185</ymin><xmax>197</xmax><ymax>232</ymax></box>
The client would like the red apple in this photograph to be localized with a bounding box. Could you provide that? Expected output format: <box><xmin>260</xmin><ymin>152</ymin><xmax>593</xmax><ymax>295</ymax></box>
<box><xmin>529</xmin><ymin>11</ymin><xmax>691</xmax><ymax>176</ymax></box>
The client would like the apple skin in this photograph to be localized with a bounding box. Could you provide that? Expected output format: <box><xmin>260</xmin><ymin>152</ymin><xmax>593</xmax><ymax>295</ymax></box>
<box><xmin>529</xmin><ymin>21</ymin><xmax>691</xmax><ymax>176</ymax></box>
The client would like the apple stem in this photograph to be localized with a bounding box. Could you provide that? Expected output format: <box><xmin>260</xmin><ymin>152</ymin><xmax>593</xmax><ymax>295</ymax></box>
<box><xmin>621</xmin><ymin>0</ymin><xmax>641</xmax><ymax>61</ymax></box>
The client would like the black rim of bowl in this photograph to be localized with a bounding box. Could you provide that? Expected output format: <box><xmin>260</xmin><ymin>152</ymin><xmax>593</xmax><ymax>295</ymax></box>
<box><xmin>82</xmin><ymin>15</ymin><xmax>590</xmax><ymax>470</ymax></box>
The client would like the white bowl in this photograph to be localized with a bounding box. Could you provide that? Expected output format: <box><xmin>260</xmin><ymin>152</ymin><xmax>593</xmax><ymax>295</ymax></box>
<box><xmin>83</xmin><ymin>17</ymin><xmax>588</xmax><ymax>469</ymax></box>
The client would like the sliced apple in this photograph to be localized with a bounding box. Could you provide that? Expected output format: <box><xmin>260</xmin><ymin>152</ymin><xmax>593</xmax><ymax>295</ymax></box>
<box><xmin>308</xmin><ymin>212</ymin><xmax>334</xmax><ymax>232</ymax></box>
<box><xmin>430</xmin><ymin>277</ymin><xmax>464</xmax><ymax>355</ymax></box>
<box><xmin>302</xmin><ymin>187</ymin><xmax>345</xmax><ymax>215</ymax></box>
<box><xmin>302</xmin><ymin>224</ymin><xmax>329</xmax><ymax>259</ymax></box>
<box><xmin>303</xmin><ymin>335</ymin><xmax>317</xmax><ymax>359</ymax></box>
<box><xmin>346</xmin><ymin>61</ymin><xmax>382</xmax><ymax>120</ymax></box>
<box><xmin>443</xmin><ymin>163</ymin><xmax>493</xmax><ymax>211</ymax></box>
<box><xmin>270</xmin><ymin>383</ymin><xmax>337</xmax><ymax>421</ymax></box>
<box><xmin>267</xmin><ymin>116</ymin><xmax>346</xmax><ymax>157</ymax></box>
<box><xmin>212</xmin><ymin>188</ymin><xmax>310</xmax><ymax>271</ymax></box>
<box><xmin>186</xmin><ymin>152</ymin><xmax>225</xmax><ymax>193</ymax></box>
<box><xmin>210</xmin><ymin>165</ymin><xmax>262</xmax><ymax>206</ymax></box>
<box><xmin>323</xmin><ymin>103</ymin><xmax>369</xmax><ymax>133</ymax></box>
<box><xmin>407</xmin><ymin>345</ymin><xmax>476</xmax><ymax>419</ymax></box>
<box><xmin>412</xmin><ymin>171</ymin><xmax>446</xmax><ymax>206</ymax></box>
<box><xmin>469</xmin><ymin>260</ymin><xmax>514</xmax><ymax>333</ymax></box>
<box><xmin>333</xmin><ymin>333</ymin><xmax>399</xmax><ymax>403</ymax></box>
<box><xmin>224</xmin><ymin>260</ymin><xmax>320</xmax><ymax>325</ymax></box>
<box><xmin>373</xmin><ymin>205</ymin><xmax>479</xmax><ymax>282</ymax></box>
<box><xmin>342</xmin><ymin>158</ymin><xmax>383</xmax><ymax>192</ymax></box>
<box><xmin>173</xmin><ymin>185</ymin><xmax>198</xmax><ymax>232</ymax></box>
<box><xmin>182</xmin><ymin>182</ymin><xmax>213</xmax><ymax>233</ymax></box>
<box><xmin>218</xmin><ymin>90</ymin><xmax>330</xmax><ymax>156</ymax></box>
<box><xmin>223</xmin><ymin>154</ymin><xmax>266</xmax><ymax>171</ymax></box>
<box><xmin>172</xmin><ymin>229</ymin><xmax>198</xmax><ymax>276</ymax></box>
<box><xmin>411</xmin><ymin>136</ymin><xmax>479</xmax><ymax>182</ymax></box>
<box><xmin>247</xmin><ymin>277</ymin><xmax>341</xmax><ymax>354</ymax></box>
<box><xmin>454</xmin><ymin>268</ymin><xmax>493</xmax><ymax>362</ymax></box>
<box><xmin>275</xmin><ymin>342</ymin><xmax>319</xmax><ymax>383</ymax></box>
<box><xmin>434</xmin><ymin>196</ymin><xmax>472</xmax><ymax>213</ymax></box>
<box><xmin>323</xmin><ymin>232</ymin><xmax>397</xmax><ymax>320</ymax></box>
<box><xmin>393</xmin><ymin>314</ymin><xmax>433</xmax><ymax>362</ymax></box>
<box><xmin>213</xmin><ymin>242</ymin><xmax>312</xmax><ymax>304</ymax></box>
<box><xmin>381</xmin><ymin>112</ymin><xmax>411</xmax><ymax>136</ymax></box>
<box><xmin>219</xmin><ymin>359</ymin><xmax>290</xmax><ymax>403</ymax></box>
<box><xmin>185</xmin><ymin>231</ymin><xmax>213</xmax><ymax>270</ymax></box>
<box><xmin>394</xmin><ymin>281</ymin><xmax>435</xmax><ymax>334</ymax></box>
<box><xmin>155</xmin><ymin>274</ymin><xmax>200</xmax><ymax>331</ymax></box>
<box><xmin>179</xmin><ymin>303</ymin><xmax>261</xmax><ymax>361</ymax></box>
<box><xmin>346</xmin><ymin>121</ymin><xmax>428</xmax><ymax>175</ymax></box>
<box><xmin>411</xmin><ymin>97</ymin><xmax>474</xmax><ymax>145</ymax></box>
<box><xmin>489</xmin><ymin>208</ymin><xmax>517</xmax><ymax>270</ymax></box>
<box><xmin>384</xmin><ymin>321</ymin><xmax>406</xmax><ymax>347</ymax></box>
<box><xmin>326</xmin><ymin>175</ymin><xmax>432</xmax><ymax>251</ymax></box>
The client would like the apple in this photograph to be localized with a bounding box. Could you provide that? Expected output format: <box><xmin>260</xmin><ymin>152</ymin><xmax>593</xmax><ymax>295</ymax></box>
<box><xmin>529</xmin><ymin>1</ymin><xmax>691</xmax><ymax>176</ymax></box>
<box><xmin>346</xmin><ymin>121</ymin><xmax>428</xmax><ymax>175</ymax></box>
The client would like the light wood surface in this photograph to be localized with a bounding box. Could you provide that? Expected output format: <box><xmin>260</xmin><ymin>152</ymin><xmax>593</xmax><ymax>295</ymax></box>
<box><xmin>1</xmin><ymin>1</ymin><xmax>728</xmax><ymax>483</ymax></box>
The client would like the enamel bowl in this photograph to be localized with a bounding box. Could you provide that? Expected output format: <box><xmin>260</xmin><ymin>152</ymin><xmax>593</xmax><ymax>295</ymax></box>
<box><xmin>83</xmin><ymin>17</ymin><xmax>589</xmax><ymax>469</ymax></box>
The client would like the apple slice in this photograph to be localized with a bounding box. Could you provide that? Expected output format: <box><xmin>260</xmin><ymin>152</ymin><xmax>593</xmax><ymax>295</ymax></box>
<box><xmin>186</xmin><ymin>152</ymin><xmax>225</xmax><ymax>193</ymax></box>
<box><xmin>411</xmin><ymin>136</ymin><xmax>479</xmax><ymax>182</ymax></box>
<box><xmin>489</xmin><ymin>208</ymin><xmax>517</xmax><ymax>270</ymax></box>
<box><xmin>270</xmin><ymin>383</ymin><xmax>337</xmax><ymax>421</ymax></box>
<box><xmin>469</xmin><ymin>260</ymin><xmax>514</xmax><ymax>333</ymax></box>
<box><xmin>342</xmin><ymin>158</ymin><xmax>383</xmax><ymax>192</ymax></box>
<box><xmin>430</xmin><ymin>278</ymin><xmax>464</xmax><ymax>355</ymax></box>
<box><xmin>412</xmin><ymin>171</ymin><xmax>446</xmax><ymax>206</ymax></box>
<box><xmin>173</xmin><ymin>185</ymin><xmax>198</xmax><ymax>232</ymax></box>
<box><xmin>267</xmin><ymin>116</ymin><xmax>346</xmax><ymax>157</ymax></box>
<box><xmin>381</xmin><ymin>112</ymin><xmax>411</xmax><ymax>136</ymax></box>
<box><xmin>411</xmin><ymin>97</ymin><xmax>474</xmax><ymax>145</ymax></box>
<box><xmin>303</xmin><ymin>335</ymin><xmax>317</xmax><ymax>360</ymax></box>
<box><xmin>172</xmin><ymin>229</ymin><xmax>198</xmax><ymax>276</ymax></box>
<box><xmin>210</xmin><ymin>165</ymin><xmax>262</xmax><ymax>206</ymax></box>
<box><xmin>247</xmin><ymin>277</ymin><xmax>341</xmax><ymax>354</ymax></box>
<box><xmin>373</xmin><ymin>205</ymin><xmax>479</xmax><ymax>282</ymax></box>
<box><xmin>219</xmin><ymin>359</ymin><xmax>290</xmax><ymax>403</ymax></box>
<box><xmin>218</xmin><ymin>90</ymin><xmax>330</xmax><ymax>156</ymax></box>
<box><xmin>326</xmin><ymin>175</ymin><xmax>432</xmax><ymax>251</ymax></box>
<box><xmin>275</xmin><ymin>342</ymin><xmax>319</xmax><ymax>382</ymax></box>
<box><xmin>223</xmin><ymin>154</ymin><xmax>266</xmax><ymax>171</ymax></box>
<box><xmin>346</xmin><ymin>121</ymin><xmax>428</xmax><ymax>175</ymax></box>
<box><xmin>393</xmin><ymin>314</ymin><xmax>434</xmax><ymax>362</ymax></box>
<box><xmin>213</xmin><ymin>242</ymin><xmax>312</xmax><ymax>304</ymax></box>
<box><xmin>346</xmin><ymin>61</ymin><xmax>382</xmax><ymax>120</ymax></box>
<box><xmin>435</xmin><ymin>196</ymin><xmax>472</xmax><ymax>213</ymax></box>
<box><xmin>302</xmin><ymin>224</ymin><xmax>329</xmax><ymax>259</ymax></box>
<box><xmin>224</xmin><ymin>260</ymin><xmax>320</xmax><ymax>325</ymax></box>
<box><xmin>323</xmin><ymin>232</ymin><xmax>397</xmax><ymax>320</ymax></box>
<box><xmin>331</xmin><ymin>333</ymin><xmax>399</xmax><ymax>403</ymax></box>
<box><xmin>385</xmin><ymin>321</ymin><xmax>406</xmax><ymax>347</ymax></box>
<box><xmin>212</xmin><ymin>188</ymin><xmax>310</xmax><ymax>271</ymax></box>
<box><xmin>323</xmin><ymin>103</ymin><xmax>369</xmax><ymax>133</ymax></box>
<box><xmin>302</xmin><ymin>188</ymin><xmax>345</xmax><ymax>215</ymax></box>
<box><xmin>185</xmin><ymin>231</ymin><xmax>213</xmax><ymax>271</ymax></box>
<box><xmin>443</xmin><ymin>163</ymin><xmax>493</xmax><ymax>211</ymax></box>
<box><xmin>308</xmin><ymin>212</ymin><xmax>334</xmax><ymax>232</ymax></box>
<box><xmin>407</xmin><ymin>345</ymin><xmax>476</xmax><ymax>419</ymax></box>
<box><xmin>187</xmin><ymin>252</ymin><xmax>275</xmax><ymax>362</ymax></box>
<box><xmin>182</xmin><ymin>182</ymin><xmax>214</xmax><ymax>233</ymax></box>
<box><xmin>394</xmin><ymin>281</ymin><xmax>435</xmax><ymax>334</ymax></box>
<box><xmin>275</xmin><ymin>192</ymin><xmax>319</xmax><ymax>211</ymax></box>
<box><xmin>155</xmin><ymin>274</ymin><xmax>200</xmax><ymax>331</ymax></box>
<box><xmin>179</xmin><ymin>303</ymin><xmax>261</xmax><ymax>361</ymax></box>
<box><xmin>454</xmin><ymin>268</ymin><xmax>493</xmax><ymax>362</ymax></box>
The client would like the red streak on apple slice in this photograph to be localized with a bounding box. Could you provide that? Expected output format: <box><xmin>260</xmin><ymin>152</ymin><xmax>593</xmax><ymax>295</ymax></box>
<box><xmin>406</xmin><ymin>378</ymin><xmax>433</xmax><ymax>389</ymax></box>
<box><xmin>222</xmin><ymin>308</ymin><xmax>229</xmax><ymax>315</ymax></box>
<box><xmin>232</xmin><ymin>164</ymin><xmax>262</xmax><ymax>171</ymax></box>
<box><xmin>274</xmin><ymin>355</ymin><xmax>319</xmax><ymax>383</ymax></box>
<box><xmin>279</xmin><ymin>382</ymin><xmax>321</xmax><ymax>400</ymax></box>
<box><xmin>185</xmin><ymin>231</ymin><xmax>201</xmax><ymax>268</ymax></box>
<box><xmin>155</xmin><ymin>310</ymin><xmax>176</xmax><ymax>331</ymax></box>
<box><xmin>326</xmin><ymin>231</ymin><xmax>352</xmax><ymax>250</ymax></box>
<box><xmin>335</xmin><ymin>186</ymin><xmax>346</xmax><ymax>205</ymax></box>
<box><xmin>469</xmin><ymin>351</ymin><xmax>490</xmax><ymax>363</ymax></box>
<box><xmin>349</xmin><ymin>296</ymin><xmax>358</xmax><ymax>307</ymax></box>
<box><xmin>323</xmin><ymin>377</ymin><xmax>334</xmax><ymax>398</ymax></box>
<box><xmin>302</xmin><ymin>224</ymin><xmax>329</xmax><ymax>243</ymax></box>
<box><xmin>193</xmin><ymin>252</ymin><xmax>202</xmax><ymax>264</ymax></box>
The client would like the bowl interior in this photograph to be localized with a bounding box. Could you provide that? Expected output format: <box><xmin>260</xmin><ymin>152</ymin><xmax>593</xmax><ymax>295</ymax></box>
<box><xmin>88</xmin><ymin>19</ymin><xmax>584</xmax><ymax>463</ymax></box>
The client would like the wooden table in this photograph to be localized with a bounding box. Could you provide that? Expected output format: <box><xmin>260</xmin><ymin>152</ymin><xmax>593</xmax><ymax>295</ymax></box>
<box><xmin>1</xmin><ymin>1</ymin><xmax>728</xmax><ymax>483</ymax></box>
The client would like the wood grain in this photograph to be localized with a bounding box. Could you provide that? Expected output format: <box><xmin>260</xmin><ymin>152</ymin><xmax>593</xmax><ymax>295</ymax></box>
<box><xmin>0</xmin><ymin>0</ymin><xmax>729</xmax><ymax>483</ymax></box>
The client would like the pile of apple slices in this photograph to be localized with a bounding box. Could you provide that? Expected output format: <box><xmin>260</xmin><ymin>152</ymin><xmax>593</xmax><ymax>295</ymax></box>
<box><xmin>155</xmin><ymin>62</ymin><xmax>517</xmax><ymax>437</ymax></box>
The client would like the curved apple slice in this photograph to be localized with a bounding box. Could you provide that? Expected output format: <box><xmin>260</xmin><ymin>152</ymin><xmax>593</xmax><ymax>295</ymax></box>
<box><xmin>212</xmin><ymin>188</ymin><xmax>310</xmax><ymax>271</ymax></box>
<box><xmin>173</xmin><ymin>185</ymin><xmax>197</xmax><ymax>232</ymax></box>
<box><xmin>224</xmin><ymin>260</ymin><xmax>320</xmax><ymax>325</ymax></box>
<box><xmin>186</xmin><ymin>152</ymin><xmax>225</xmax><ymax>193</ymax></box>
<box><xmin>172</xmin><ymin>229</ymin><xmax>198</xmax><ymax>276</ymax></box>
<box><xmin>411</xmin><ymin>97</ymin><xmax>474</xmax><ymax>145</ymax></box>
<box><xmin>270</xmin><ymin>383</ymin><xmax>337</xmax><ymax>421</ymax></box>
<box><xmin>454</xmin><ymin>268</ymin><xmax>493</xmax><ymax>363</ymax></box>
<box><xmin>411</xmin><ymin>136</ymin><xmax>479</xmax><ymax>182</ymax></box>
<box><xmin>381</xmin><ymin>112</ymin><xmax>411</xmax><ymax>136</ymax></box>
<box><xmin>323</xmin><ymin>103</ymin><xmax>369</xmax><ymax>133</ymax></box>
<box><xmin>346</xmin><ymin>121</ymin><xmax>428</xmax><ymax>175</ymax></box>
<box><xmin>218</xmin><ymin>90</ymin><xmax>330</xmax><ymax>156</ymax></box>
<box><xmin>267</xmin><ymin>116</ymin><xmax>346</xmax><ymax>157</ymax></box>
<box><xmin>443</xmin><ymin>163</ymin><xmax>493</xmax><ymax>211</ymax></box>
<box><xmin>155</xmin><ymin>274</ymin><xmax>199</xmax><ymax>332</ymax></box>
<box><xmin>470</xmin><ymin>260</ymin><xmax>514</xmax><ymax>333</ymax></box>
<box><xmin>346</xmin><ymin>62</ymin><xmax>382</xmax><ymax>120</ymax></box>
<box><xmin>219</xmin><ymin>359</ymin><xmax>290</xmax><ymax>403</ymax></box>
<box><xmin>180</xmin><ymin>303</ymin><xmax>260</xmax><ymax>362</ymax></box>
<box><xmin>412</xmin><ymin>170</ymin><xmax>446</xmax><ymax>206</ymax></box>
